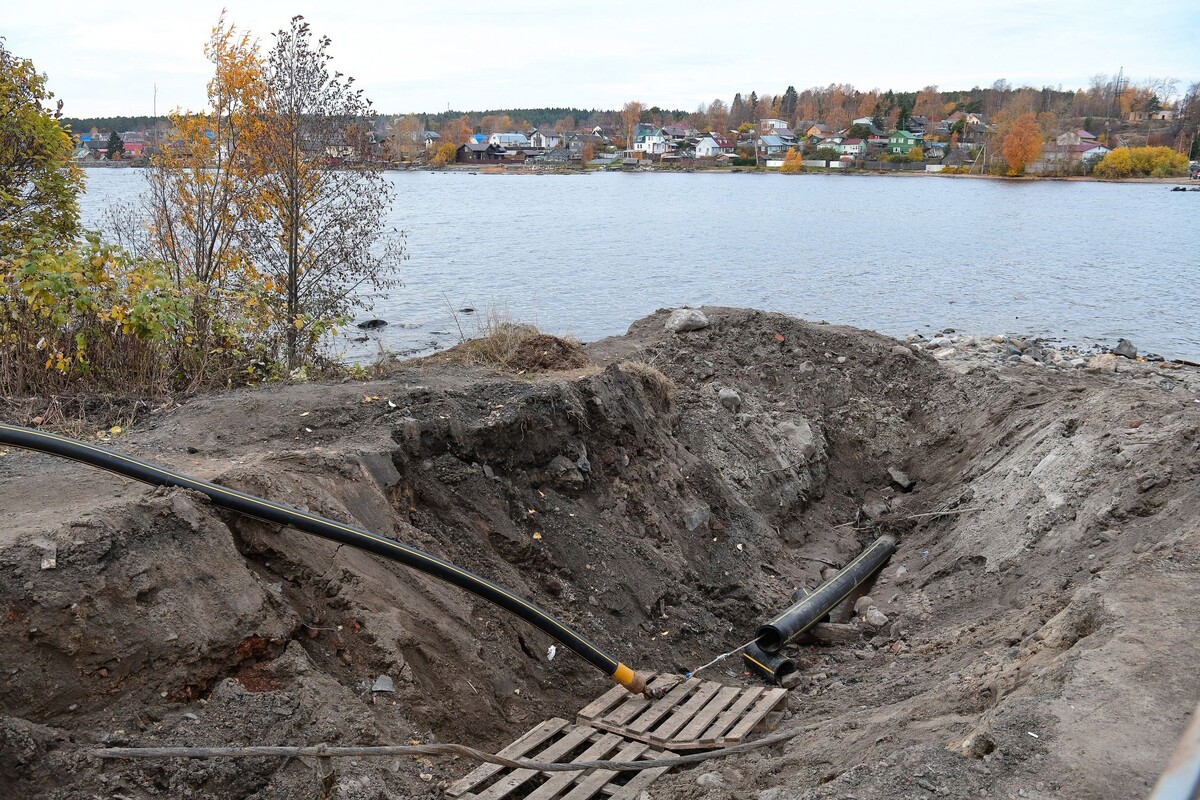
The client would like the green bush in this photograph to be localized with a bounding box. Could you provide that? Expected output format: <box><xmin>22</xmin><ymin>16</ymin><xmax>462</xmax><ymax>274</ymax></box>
<box><xmin>1</xmin><ymin>234</ymin><xmax>281</xmax><ymax>396</ymax></box>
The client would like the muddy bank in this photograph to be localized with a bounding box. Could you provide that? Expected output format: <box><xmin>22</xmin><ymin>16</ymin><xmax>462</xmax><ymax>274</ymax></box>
<box><xmin>1</xmin><ymin>307</ymin><xmax>1197</xmax><ymax>799</ymax></box>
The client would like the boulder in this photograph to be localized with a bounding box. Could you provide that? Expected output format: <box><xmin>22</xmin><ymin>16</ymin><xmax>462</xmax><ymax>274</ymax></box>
<box><xmin>718</xmin><ymin>387</ymin><xmax>742</xmax><ymax>412</ymax></box>
<box><xmin>665</xmin><ymin>308</ymin><xmax>709</xmax><ymax>333</ymax></box>
<box><xmin>356</xmin><ymin>319</ymin><xmax>388</xmax><ymax>330</ymax></box>
<box><xmin>1114</xmin><ymin>338</ymin><xmax>1137</xmax><ymax>359</ymax></box>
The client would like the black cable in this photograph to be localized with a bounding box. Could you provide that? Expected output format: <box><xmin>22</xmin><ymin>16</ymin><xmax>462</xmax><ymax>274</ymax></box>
<box><xmin>0</xmin><ymin>422</ymin><xmax>645</xmax><ymax>689</ymax></box>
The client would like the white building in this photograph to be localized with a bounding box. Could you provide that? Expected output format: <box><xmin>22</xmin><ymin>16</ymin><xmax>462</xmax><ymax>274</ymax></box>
<box><xmin>489</xmin><ymin>132</ymin><xmax>531</xmax><ymax>149</ymax></box>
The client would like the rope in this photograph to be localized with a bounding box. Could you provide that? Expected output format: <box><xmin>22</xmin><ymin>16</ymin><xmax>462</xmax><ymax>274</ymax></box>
<box><xmin>687</xmin><ymin>635</ymin><xmax>762</xmax><ymax>679</ymax></box>
<box><xmin>649</xmin><ymin>635</ymin><xmax>765</xmax><ymax>697</ymax></box>
<box><xmin>93</xmin><ymin>726</ymin><xmax>807</xmax><ymax>772</ymax></box>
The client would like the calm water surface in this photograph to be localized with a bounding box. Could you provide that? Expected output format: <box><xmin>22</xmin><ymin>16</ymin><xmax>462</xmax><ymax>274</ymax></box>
<box><xmin>80</xmin><ymin>168</ymin><xmax>1200</xmax><ymax>361</ymax></box>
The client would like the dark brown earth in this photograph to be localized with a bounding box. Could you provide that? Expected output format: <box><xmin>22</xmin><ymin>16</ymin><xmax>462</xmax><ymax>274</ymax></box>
<box><xmin>1</xmin><ymin>307</ymin><xmax>1198</xmax><ymax>800</ymax></box>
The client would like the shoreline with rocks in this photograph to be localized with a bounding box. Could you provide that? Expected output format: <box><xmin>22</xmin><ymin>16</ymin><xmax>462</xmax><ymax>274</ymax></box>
<box><xmin>895</xmin><ymin>329</ymin><xmax>1200</xmax><ymax>391</ymax></box>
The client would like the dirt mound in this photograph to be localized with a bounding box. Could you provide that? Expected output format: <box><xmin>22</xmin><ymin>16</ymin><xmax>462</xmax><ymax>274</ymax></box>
<box><xmin>507</xmin><ymin>333</ymin><xmax>591</xmax><ymax>372</ymax></box>
<box><xmin>422</xmin><ymin>327</ymin><xmax>590</xmax><ymax>374</ymax></box>
<box><xmin>1</xmin><ymin>307</ymin><xmax>1197</xmax><ymax>799</ymax></box>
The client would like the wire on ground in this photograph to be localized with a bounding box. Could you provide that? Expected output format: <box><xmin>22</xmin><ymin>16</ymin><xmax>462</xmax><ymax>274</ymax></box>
<box><xmin>93</xmin><ymin>726</ymin><xmax>808</xmax><ymax>773</ymax></box>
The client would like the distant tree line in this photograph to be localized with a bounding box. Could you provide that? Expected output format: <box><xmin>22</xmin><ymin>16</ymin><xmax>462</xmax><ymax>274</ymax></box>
<box><xmin>374</xmin><ymin>74</ymin><xmax>1198</xmax><ymax>161</ymax></box>
<box><xmin>67</xmin><ymin>73</ymin><xmax>1200</xmax><ymax>162</ymax></box>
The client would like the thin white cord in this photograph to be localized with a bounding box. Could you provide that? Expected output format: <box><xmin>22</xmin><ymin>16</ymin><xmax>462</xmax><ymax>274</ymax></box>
<box><xmin>685</xmin><ymin>636</ymin><xmax>763</xmax><ymax>679</ymax></box>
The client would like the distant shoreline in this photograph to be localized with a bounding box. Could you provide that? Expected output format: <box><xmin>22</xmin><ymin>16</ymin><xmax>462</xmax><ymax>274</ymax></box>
<box><xmin>77</xmin><ymin>160</ymin><xmax>1195</xmax><ymax>185</ymax></box>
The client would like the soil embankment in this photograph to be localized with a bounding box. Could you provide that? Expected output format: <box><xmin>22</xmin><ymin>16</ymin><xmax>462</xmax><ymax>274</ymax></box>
<box><xmin>1</xmin><ymin>308</ymin><xmax>1197</xmax><ymax>799</ymax></box>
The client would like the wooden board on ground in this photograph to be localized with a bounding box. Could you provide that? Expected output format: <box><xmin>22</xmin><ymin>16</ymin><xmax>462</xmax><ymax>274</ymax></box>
<box><xmin>445</xmin><ymin>718</ymin><xmax>670</xmax><ymax>800</ymax></box>
<box><xmin>576</xmin><ymin>675</ymin><xmax>787</xmax><ymax>752</ymax></box>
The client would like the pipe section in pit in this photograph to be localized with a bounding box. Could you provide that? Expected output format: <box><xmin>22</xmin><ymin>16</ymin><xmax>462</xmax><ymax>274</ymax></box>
<box><xmin>757</xmin><ymin>535</ymin><xmax>896</xmax><ymax>654</ymax></box>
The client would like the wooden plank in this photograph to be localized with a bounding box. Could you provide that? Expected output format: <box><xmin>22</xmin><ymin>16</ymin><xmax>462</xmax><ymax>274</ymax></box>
<box><xmin>473</xmin><ymin>724</ymin><xmax>598</xmax><ymax>800</ymax></box>
<box><xmin>607</xmin><ymin>749</ymin><xmax>672</xmax><ymax>800</ymax></box>
<box><xmin>721</xmin><ymin>689</ymin><xmax>787</xmax><ymax>743</ymax></box>
<box><xmin>559</xmin><ymin>740</ymin><xmax>650</xmax><ymax>800</ymax></box>
<box><xmin>521</xmin><ymin>732</ymin><xmax>625</xmax><ymax>800</ymax></box>
<box><xmin>594</xmin><ymin>675</ymin><xmax>679</xmax><ymax>726</ymax></box>
<box><xmin>626</xmin><ymin>678</ymin><xmax>699</xmax><ymax>734</ymax></box>
<box><xmin>645</xmin><ymin>681</ymin><xmax>722</xmax><ymax>743</ymax></box>
<box><xmin>447</xmin><ymin>718</ymin><xmax>570</xmax><ymax>797</ymax></box>
<box><xmin>696</xmin><ymin>687</ymin><xmax>763</xmax><ymax>743</ymax></box>
<box><xmin>671</xmin><ymin>685</ymin><xmax>740</xmax><ymax>743</ymax></box>
<box><xmin>576</xmin><ymin>683</ymin><xmax>633</xmax><ymax>722</ymax></box>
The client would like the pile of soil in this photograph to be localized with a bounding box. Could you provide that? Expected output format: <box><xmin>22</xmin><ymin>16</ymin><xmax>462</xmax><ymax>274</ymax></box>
<box><xmin>1</xmin><ymin>307</ymin><xmax>1197</xmax><ymax>799</ymax></box>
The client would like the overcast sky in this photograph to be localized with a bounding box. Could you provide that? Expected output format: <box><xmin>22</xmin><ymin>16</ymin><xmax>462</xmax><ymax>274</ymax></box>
<box><xmin>6</xmin><ymin>0</ymin><xmax>1199</xmax><ymax>118</ymax></box>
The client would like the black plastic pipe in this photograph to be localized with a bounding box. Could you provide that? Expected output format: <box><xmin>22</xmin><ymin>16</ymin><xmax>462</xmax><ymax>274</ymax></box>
<box><xmin>0</xmin><ymin>423</ymin><xmax>649</xmax><ymax>695</ymax></box>
<box><xmin>741</xmin><ymin>642</ymin><xmax>796</xmax><ymax>684</ymax></box>
<box><xmin>757</xmin><ymin>534</ymin><xmax>896</xmax><ymax>653</ymax></box>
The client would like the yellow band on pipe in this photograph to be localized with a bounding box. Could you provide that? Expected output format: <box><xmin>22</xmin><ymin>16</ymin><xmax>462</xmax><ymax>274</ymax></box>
<box><xmin>611</xmin><ymin>663</ymin><xmax>643</xmax><ymax>693</ymax></box>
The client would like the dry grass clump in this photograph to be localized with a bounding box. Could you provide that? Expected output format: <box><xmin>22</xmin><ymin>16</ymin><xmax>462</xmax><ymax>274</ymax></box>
<box><xmin>429</xmin><ymin>310</ymin><xmax>590</xmax><ymax>373</ymax></box>
<box><xmin>0</xmin><ymin>394</ymin><xmax>160</xmax><ymax>437</ymax></box>
<box><xmin>616</xmin><ymin>360</ymin><xmax>676</xmax><ymax>412</ymax></box>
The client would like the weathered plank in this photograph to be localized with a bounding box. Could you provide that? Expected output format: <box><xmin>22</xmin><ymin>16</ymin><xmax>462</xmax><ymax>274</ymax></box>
<box><xmin>447</xmin><ymin>718</ymin><xmax>570</xmax><ymax>797</ymax></box>
<box><xmin>575</xmin><ymin>683</ymin><xmax>633</xmax><ymax>722</ymax></box>
<box><xmin>626</xmin><ymin>677</ymin><xmax>699</xmax><ymax>734</ymax></box>
<box><xmin>722</xmin><ymin>689</ymin><xmax>787</xmax><ymax>742</ymax></box>
<box><xmin>696</xmin><ymin>687</ymin><xmax>764</xmax><ymax>743</ymax></box>
<box><xmin>472</xmin><ymin>724</ymin><xmax>597</xmax><ymax>800</ymax></box>
<box><xmin>607</xmin><ymin>749</ymin><xmax>671</xmax><ymax>800</ymax></box>
<box><xmin>558</xmin><ymin>740</ymin><xmax>650</xmax><ymax>800</ymax></box>
<box><xmin>521</xmin><ymin>732</ymin><xmax>625</xmax><ymax>800</ymax></box>
<box><xmin>671</xmin><ymin>685</ymin><xmax>740</xmax><ymax>743</ymax></box>
<box><xmin>594</xmin><ymin>675</ymin><xmax>679</xmax><ymax>727</ymax></box>
<box><xmin>646</xmin><ymin>681</ymin><xmax>722</xmax><ymax>743</ymax></box>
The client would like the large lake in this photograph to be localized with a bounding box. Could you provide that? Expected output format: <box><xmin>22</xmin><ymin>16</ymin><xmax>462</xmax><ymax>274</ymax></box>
<box><xmin>80</xmin><ymin>168</ymin><xmax>1200</xmax><ymax>361</ymax></box>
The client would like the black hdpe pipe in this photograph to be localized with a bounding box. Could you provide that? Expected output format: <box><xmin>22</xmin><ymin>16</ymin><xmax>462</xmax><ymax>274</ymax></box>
<box><xmin>741</xmin><ymin>642</ymin><xmax>796</xmax><ymax>684</ymax></box>
<box><xmin>756</xmin><ymin>534</ymin><xmax>896</xmax><ymax>654</ymax></box>
<box><xmin>0</xmin><ymin>423</ymin><xmax>650</xmax><ymax>695</ymax></box>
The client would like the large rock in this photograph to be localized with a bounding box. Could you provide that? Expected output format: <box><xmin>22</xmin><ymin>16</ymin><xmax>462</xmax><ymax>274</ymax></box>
<box><xmin>718</xmin><ymin>387</ymin><xmax>742</xmax><ymax>412</ymax></box>
<box><xmin>888</xmin><ymin>466</ymin><xmax>915</xmax><ymax>491</ymax></box>
<box><xmin>665</xmin><ymin>308</ymin><xmax>709</xmax><ymax>333</ymax></box>
<box><xmin>1114</xmin><ymin>338</ymin><xmax>1137</xmax><ymax>359</ymax></box>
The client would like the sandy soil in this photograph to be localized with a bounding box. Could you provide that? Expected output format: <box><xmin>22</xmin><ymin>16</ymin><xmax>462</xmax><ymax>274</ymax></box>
<box><xmin>1</xmin><ymin>307</ymin><xmax>1197</xmax><ymax>799</ymax></box>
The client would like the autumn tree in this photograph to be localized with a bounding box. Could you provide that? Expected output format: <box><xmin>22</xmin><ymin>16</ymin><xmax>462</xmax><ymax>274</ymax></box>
<box><xmin>139</xmin><ymin>18</ymin><xmax>267</xmax><ymax>294</ymax></box>
<box><xmin>387</xmin><ymin>112</ymin><xmax>423</xmax><ymax>161</ymax></box>
<box><xmin>914</xmin><ymin>86</ymin><xmax>942</xmax><ymax>121</ymax></box>
<box><xmin>1001</xmin><ymin>112</ymin><xmax>1043</xmax><ymax>175</ymax></box>
<box><xmin>1093</xmin><ymin>146</ymin><xmax>1188</xmax><ymax>178</ymax></box>
<box><xmin>439</xmin><ymin>114</ymin><xmax>472</xmax><ymax>146</ymax></box>
<box><xmin>2</xmin><ymin>40</ymin><xmax>252</xmax><ymax>395</ymax></box>
<box><xmin>621</xmin><ymin>100</ymin><xmax>644</xmax><ymax>150</ymax></box>
<box><xmin>245</xmin><ymin>16</ymin><xmax>404</xmax><ymax>369</ymax></box>
<box><xmin>0</xmin><ymin>40</ymin><xmax>84</xmax><ymax>259</ymax></box>
<box><xmin>779</xmin><ymin>147</ymin><xmax>803</xmax><ymax>174</ymax></box>
<box><xmin>430</xmin><ymin>141</ymin><xmax>457</xmax><ymax>166</ymax></box>
<box><xmin>706</xmin><ymin>98</ymin><xmax>728</xmax><ymax>134</ymax></box>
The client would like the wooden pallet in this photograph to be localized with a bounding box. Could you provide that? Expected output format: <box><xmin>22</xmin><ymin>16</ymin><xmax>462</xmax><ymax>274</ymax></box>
<box><xmin>445</xmin><ymin>717</ymin><xmax>670</xmax><ymax>800</ymax></box>
<box><xmin>576</xmin><ymin>674</ymin><xmax>787</xmax><ymax>752</ymax></box>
